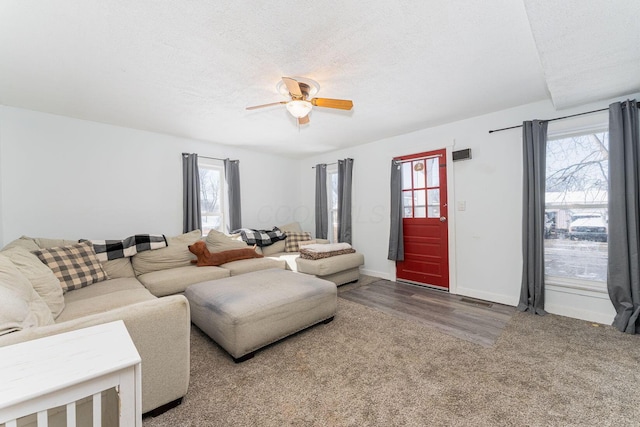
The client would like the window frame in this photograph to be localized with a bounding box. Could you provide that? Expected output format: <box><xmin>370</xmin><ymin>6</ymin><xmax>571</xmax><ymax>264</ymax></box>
<box><xmin>197</xmin><ymin>158</ymin><xmax>228</xmax><ymax>235</ymax></box>
<box><xmin>544</xmin><ymin>124</ymin><xmax>609</xmax><ymax>295</ymax></box>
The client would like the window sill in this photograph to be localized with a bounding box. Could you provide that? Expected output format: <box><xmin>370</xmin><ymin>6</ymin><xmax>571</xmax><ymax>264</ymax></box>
<box><xmin>546</xmin><ymin>276</ymin><xmax>609</xmax><ymax>299</ymax></box>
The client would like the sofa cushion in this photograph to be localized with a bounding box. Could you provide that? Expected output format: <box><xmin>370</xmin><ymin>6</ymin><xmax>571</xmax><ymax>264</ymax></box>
<box><xmin>56</xmin><ymin>278</ymin><xmax>156</xmax><ymax>323</ymax></box>
<box><xmin>0</xmin><ymin>254</ymin><xmax>54</xmax><ymax>335</ymax></box>
<box><xmin>220</xmin><ymin>257</ymin><xmax>287</xmax><ymax>276</ymax></box>
<box><xmin>102</xmin><ymin>258</ymin><xmax>136</xmax><ymax>279</ymax></box>
<box><xmin>1</xmin><ymin>236</ymin><xmax>41</xmax><ymax>252</ymax></box>
<box><xmin>137</xmin><ymin>265</ymin><xmax>230</xmax><ymax>297</ymax></box>
<box><xmin>34</xmin><ymin>241</ymin><xmax>108</xmax><ymax>293</ymax></box>
<box><xmin>284</xmin><ymin>231</ymin><xmax>312</xmax><ymax>252</ymax></box>
<box><xmin>237</xmin><ymin>227</ymin><xmax>286</xmax><ymax>247</ymax></box>
<box><xmin>204</xmin><ymin>229</ymin><xmax>249</xmax><ymax>252</ymax></box>
<box><xmin>131</xmin><ymin>230</ymin><xmax>201</xmax><ymax>275</ymax></box>
<box><xmin>2</xmin><ymin>247</ymin><xmax>65</xmax><ymax>318</ymax></box>
<box><xmin>260</xmin><ymin>239</ymin><xmax>286</xmax><ymax>256</ymax></box>
<box><xmin>34</xmin><ymin>237</ymin><xmax>79</xmax><ymax>249</ymax></box>
<box><xmin>264</xmin><ymin>252</ymin><xmax>300</xmax><ymax>271</ymax></box>
<box><xmin>296</xmin><ymin>252</ymin><xmax>365</xmax><ymax>276</ymax></box>
<box><xmin>278</xmin><ymin>222</ymin><xmax>304</xmax><ymax>233</ymax></box>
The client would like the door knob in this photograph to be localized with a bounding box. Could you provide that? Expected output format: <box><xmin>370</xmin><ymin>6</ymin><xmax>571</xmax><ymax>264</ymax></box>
<box><xmin>440</xmin><ymin>217</ymin><xmax>447</xmax><ymax>222</ymax></box>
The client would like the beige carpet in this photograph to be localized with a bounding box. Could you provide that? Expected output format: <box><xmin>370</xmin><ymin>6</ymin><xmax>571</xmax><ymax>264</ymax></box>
<box><xmin>144</xmin><ymin>287</ymin><xmax>640</xmax><ymax>426</ymax></box>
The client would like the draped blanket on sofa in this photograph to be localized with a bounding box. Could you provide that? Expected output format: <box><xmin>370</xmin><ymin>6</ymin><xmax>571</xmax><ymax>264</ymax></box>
<box><xmin>84</xmin><ymin>234</ymin><xmax>168</xmax><ymax>261</ymax></box>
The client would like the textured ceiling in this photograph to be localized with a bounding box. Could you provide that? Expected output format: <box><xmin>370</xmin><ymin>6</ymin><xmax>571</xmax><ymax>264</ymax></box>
<box><xmin>524</xmin><ymin>0</ymin><xmax>640</xmax><ymax>109</ymax></box>
<box><xmin>0</xmin><ymin>1</ymin><xmax>637</xmax><ymax>157</ymax></box>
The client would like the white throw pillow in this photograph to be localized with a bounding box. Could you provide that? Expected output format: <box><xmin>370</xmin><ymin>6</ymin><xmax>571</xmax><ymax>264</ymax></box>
<box><xmin>2</xmin><ymin>247</ymin><xmax>65</xmax><ymax>318</ymax></box>
<box><xmin>278</xmin><ymin>222</ymin><xmax>304</xmax><ymax>234</ymax></box>
<box><xmin>204</xmin><ymin>229</ymin><xmax>249</xmax><ymax>252</ymax></box>
<box><xmin>0</xmin><ymin>254</ymin><xmax>54</xmax><ymax>335</ymax></box>
<box><xmin>131</xmin><ymin>229</ymin><xmax>202</xmax><ymax>275</ymax></box>
<box><xmin>1</xmin><ymin>235</ymin><xmax>40</xmax><ymax>252</ymax></box>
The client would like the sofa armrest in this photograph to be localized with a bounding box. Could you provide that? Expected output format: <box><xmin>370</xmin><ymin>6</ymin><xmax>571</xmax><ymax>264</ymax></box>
<box><xmin>315</xmin><ymin>238</ymin><xmax>330</xmax><ymax>244</ymax></box>
<box><xmin>0</xmin><ymin>295</ymin><xmax>191</xmax><ymax>414</ymax></box>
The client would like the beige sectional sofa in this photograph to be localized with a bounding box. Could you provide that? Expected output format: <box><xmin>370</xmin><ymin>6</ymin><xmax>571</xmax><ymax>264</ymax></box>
<box><xmin>0</xmin><ymin>222</ymin><xmax>362</xmax><ymax>419</ymax></box>
<box><xmin>0</xmin><ymin>229</ymin><xmax>286</xmax><ymax>417</ymax></box>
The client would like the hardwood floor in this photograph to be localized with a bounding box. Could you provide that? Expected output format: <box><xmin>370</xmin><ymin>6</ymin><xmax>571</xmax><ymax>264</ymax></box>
<box><xmin>340</xmin><ymin>279</ymin><xmax>515</xmax><ymax>347</ymax></box>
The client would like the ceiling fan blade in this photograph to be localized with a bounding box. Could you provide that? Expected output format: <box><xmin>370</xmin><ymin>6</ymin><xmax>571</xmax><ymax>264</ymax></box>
<box><xmin>298</xmin><ymin>115</ymin><xmax>310</xmax><ymax>125</ymax></box>
<box><xmin>310</xmin><ymin>98</ymin><xmax>353</xmax><ymax>110</ymax></box>
<box><xmin>246</xmin><ymin>101</ymin><xmax>286</xmax><ymax>110</ymax></box>
<box><xmin>282</xmin><ymin>77</ymin><xmax>303</xmax><ymax>97</ymax></box>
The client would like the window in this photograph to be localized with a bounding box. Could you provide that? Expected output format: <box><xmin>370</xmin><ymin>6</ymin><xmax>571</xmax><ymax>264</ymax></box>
<box><xmin>401</xmin><ymin>156</ymin><xmax>441</xmax><ymax>219</ymax></box>
<box><xmin>328</xmin><ymin>169</ymin><xmax>338</xmax><ymax>242</ymax></box>
<box><xmin>544</xmin><ymin>129</ymin><xmax>608</xmax><ymax>286</ymax></box>
<box><xmin>198</xmin><ymin>159</ymin><xmax>226</xmax><ymax>235</ymax></box>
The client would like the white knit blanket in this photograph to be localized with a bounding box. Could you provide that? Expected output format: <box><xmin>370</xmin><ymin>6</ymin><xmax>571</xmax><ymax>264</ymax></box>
<box><xmin>302</xmin><ymin>243</ymin><xmax>352</xmax><ymax>253</ymax></box>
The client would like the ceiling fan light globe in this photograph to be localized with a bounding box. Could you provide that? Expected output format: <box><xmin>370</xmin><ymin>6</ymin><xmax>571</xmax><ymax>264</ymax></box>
<box><xmin>286</xmin><ymin>100</ymin><xmax>312</xmax><ymax>118</ymax></box>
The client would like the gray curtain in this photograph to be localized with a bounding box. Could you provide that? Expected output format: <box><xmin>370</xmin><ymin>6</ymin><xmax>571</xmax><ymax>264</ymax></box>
<box><xmin>388</xmin><ymin>159</ymin><xmax>404</xmax><ymax>261</ymax></box>
<box><xmin>182</xmin><ymin>153</ymin><xmax>202</xmax><ymax>233</ymax></box>
<box><xmin>607</xmin><ymin>99</ymin><xmax>640</xmax><ymax>334</ymax></box>
<box><xmin>517</xmin><ymin>120</ymin><xmax>548</xmax><ymax>315</ymax></box>
<box><xmin>337</xmin><ymin>158</ymin><xmax>354</xmax><ymax>244</ymax></box>
<box><xmin>315</xmin><ymin>164</ymin><xmax>328</xmax><ymax>239</ymax></box>
<box><xmin>224</xmin><ymin>158</ymin><xmax>242</xmax><ymax>232</ymax></box>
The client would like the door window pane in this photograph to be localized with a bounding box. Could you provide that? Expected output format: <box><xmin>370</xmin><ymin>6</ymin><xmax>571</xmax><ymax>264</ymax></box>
<box><xmin>402</xmin><ymin>162</ymin><xmax>412</xmax><ymax>190</ymax></box>
<box><xmin>427</xmin><ymin>189</ymin><xmax>440</xmax><ymax>218</ymax></box>
<box><xmin>413</xmin><ymin>161</ymin><xmax>426</xmax><ymax>188</ymax></box>
<box><xmin>426</xmin><ymin>157</ymin><xmax>439</xmax><ymax>187</ymax></box>
<box><xmin>403</xmin><ymin>191</ymin><xmax>413</xmax><ymax>217</ymax></box>
<box><xmin>544</xmin><ymin>131</ymin><xmax>608</xmax><ymax>283</ymax></box>
<box><xmin>414</xmin><ymin>190</ymin><xmax>426</xmax><ymax>218</ymax></box>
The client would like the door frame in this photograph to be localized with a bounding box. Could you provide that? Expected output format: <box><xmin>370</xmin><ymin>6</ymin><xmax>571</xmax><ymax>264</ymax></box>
<box><xmin>391</xmin><ymin>144</ymin><xmax>458</xmax><ymax>295</ymax></box>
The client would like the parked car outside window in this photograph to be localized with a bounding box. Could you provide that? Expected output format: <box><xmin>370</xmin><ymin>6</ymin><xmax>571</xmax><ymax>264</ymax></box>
<box><xmin>568</xmin><ymin>213</ymin><xmax>607</xmax><ymax>242</ymax></box>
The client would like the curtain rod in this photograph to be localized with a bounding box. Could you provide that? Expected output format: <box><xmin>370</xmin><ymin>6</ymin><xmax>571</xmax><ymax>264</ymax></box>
<box><xmin>487</xmin><ymin>101</ymin><xmax>640</xmax><ymax>134</ymax></box>
<box><xmin>196</xmin><ymin>155</ymin><xmax>239</xmax><ymax>162</ymax></box>
<box><xmin>311</xmin><ymin>162</ymin><xmax>338</xmax><ymax>169</ymax></box>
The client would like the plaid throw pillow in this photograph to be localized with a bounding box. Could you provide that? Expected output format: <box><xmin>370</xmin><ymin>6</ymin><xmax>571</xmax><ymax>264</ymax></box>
<box><xmin>34</xmin><ymin>241</ymin><xmax>108</xmax><ymax>292</ymax></box>
<box><xmin>238</xmin><ymin>227</ymin><xmax>286</xmax><ymax>247</ymax></box>
<box><xmin>284</xmin><ymin>231</ymin><xmax>312</xmax><ymax>252</ymax></box>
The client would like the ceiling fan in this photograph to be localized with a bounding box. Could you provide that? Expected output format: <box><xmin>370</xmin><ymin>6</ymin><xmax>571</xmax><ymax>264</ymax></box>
<box><xmin>246</xmin><ymin>77</ymin><xmax>353</xmax><ymax>125</ymax></box>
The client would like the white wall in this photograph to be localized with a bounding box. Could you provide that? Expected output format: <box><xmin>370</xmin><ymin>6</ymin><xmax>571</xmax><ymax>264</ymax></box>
<box><xmin>0</xmin><ymin>110</ymin><xmax>4</xmax><ymax>246</ymax></box>
<box><xmin>0</xmin><ymin>106</ymin><xmax>301</xmax><ymax>243</ymax></box>
<box><xmin>2</xmin><ymin>93</ymin><xmax>637</xmax><ymax>325</ymax></box>
<box><xmin>297</xmin><ymin>94</ymin><xmax>639</xmax><ymax>324</ymax></box>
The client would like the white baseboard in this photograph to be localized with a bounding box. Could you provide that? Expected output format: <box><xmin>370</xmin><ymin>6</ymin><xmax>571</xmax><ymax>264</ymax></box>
<box><xmin>360</xmin><ymin>268</ymin><xmax>392</xmax><ymax>281</ymax></box>
<box><xmin>454</xmin><ymin>287</ymin><xmax>517</xmax><ymax>307</ymax></box>
<box><xmin>544</xmin><ymin>304</ymin><xmax>614</xmax><ymax>325</ymax></box>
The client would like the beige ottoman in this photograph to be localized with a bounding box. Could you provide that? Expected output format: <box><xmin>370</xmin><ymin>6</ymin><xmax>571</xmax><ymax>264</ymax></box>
<box><xmin>185</xmin><ymin>268</ymin><xmax>337</xmax><ymax>362</ymax></box>
<box><xmin>296</xmin><ymin>252</ymin><xmax>365</xmax><ymax>286</ymax></box>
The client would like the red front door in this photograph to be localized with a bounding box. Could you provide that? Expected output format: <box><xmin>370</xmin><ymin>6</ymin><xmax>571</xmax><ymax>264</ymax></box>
<box><xmin>396</xmin><ymin>149</ymin><xmax>449</xmax><ymax>290</ymax></box>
